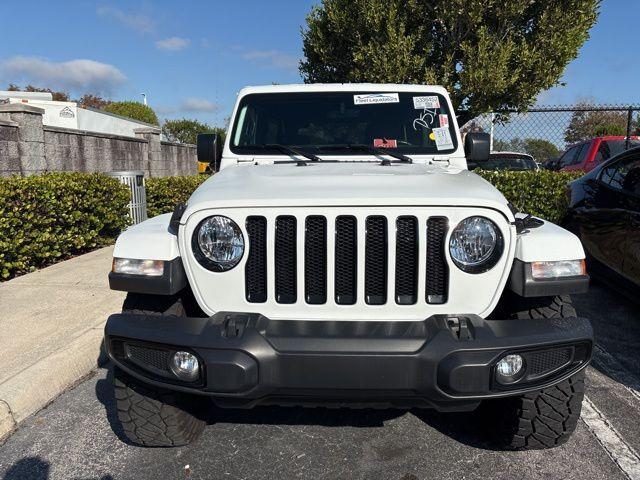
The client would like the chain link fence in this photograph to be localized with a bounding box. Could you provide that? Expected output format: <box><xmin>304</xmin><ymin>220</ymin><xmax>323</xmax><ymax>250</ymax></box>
<box><xmin>462</xmin><ymin>104</ymin><xmax>640</xmax><ymax>165</ymax></box>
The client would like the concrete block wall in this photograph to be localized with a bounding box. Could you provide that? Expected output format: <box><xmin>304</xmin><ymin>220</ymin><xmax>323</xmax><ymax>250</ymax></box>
<box><xmin>0</xmin><ymin>104</ymin><xmax>197</xmax><ymax>177</ymax></box>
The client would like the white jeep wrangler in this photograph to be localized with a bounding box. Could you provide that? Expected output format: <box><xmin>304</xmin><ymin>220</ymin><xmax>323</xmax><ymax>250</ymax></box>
<box><xmin>106</xmin><ymin>84</ymin><xmax>592</xmax><ymax>449</ymax></box>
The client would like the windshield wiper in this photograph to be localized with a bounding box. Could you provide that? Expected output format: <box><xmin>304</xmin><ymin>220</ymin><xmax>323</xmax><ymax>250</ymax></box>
<box><xmin>349</xmin><ymin>144</ymin><xmax>412</xmax><ymax>163</ymax></box>
<box><xmin>265</xmin><ymin>144</ymin><xmax>322</xmax><ymax>164</ymax></box>
<box><xmin>318</xmin><ymin>144</ymin><xmax>412</xmax><ymax>164</ymax></box>
<box><xmin>237</xmin><ymin>144</ymin><xmax>322</xmax><ymax>165</ymax></box>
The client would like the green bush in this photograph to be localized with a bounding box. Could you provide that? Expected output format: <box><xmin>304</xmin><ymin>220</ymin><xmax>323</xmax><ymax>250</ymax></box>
<box><xmin>104</xmin><ymin>101</ymin><xmax>159</xmax><ymax>126</ymax></box>
<box><xmin>476</xmin><ymin>170</ymin><xmax>584</xmax><ymax>224</ymax></box>
<box><xmin>0</xmin><ymin>173</ymin><xmax>130</xmax><ymax>280</ymax></box>
<box><xmin>146</xmin><ymin>175</ymin><xmax>210</xmax><ymax>218</ymax></box>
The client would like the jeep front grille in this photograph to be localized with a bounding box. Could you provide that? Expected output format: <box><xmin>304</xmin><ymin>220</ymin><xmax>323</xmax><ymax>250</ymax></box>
<box><xmin>245</xmin><ymin>214</ymin><xmax>449</xmax><ymax>306</ymax></box>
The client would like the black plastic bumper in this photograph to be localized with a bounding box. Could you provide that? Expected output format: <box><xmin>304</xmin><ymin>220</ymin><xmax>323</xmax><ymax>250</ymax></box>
<box><xmin>105</xmin><ymin>312</ymin><xmax>593</xmax><ymax>411</ymax></box>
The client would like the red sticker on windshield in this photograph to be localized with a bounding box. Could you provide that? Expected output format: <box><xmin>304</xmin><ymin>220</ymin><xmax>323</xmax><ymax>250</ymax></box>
<box><xmin>373</xmin><ymin>138</ymin><xmax>397</xmax><ymax>148</ymax></box>
<box><xmin>439</xmin><ymin>114</ymin><xmax>449</xmax><ymax>127</ymax></box>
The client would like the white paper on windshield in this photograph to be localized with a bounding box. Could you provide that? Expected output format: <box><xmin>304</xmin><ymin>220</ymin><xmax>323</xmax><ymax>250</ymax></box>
<box><xmin>432</xmin><ymin>126</ymin><xmax>454</xmax><ymax>150</ymax></box>
<box><xmin>413</xmin><ymin>96</ymin><xmax>440</xmax><ymax>110</ymax></box>
<box><xmin>353</xmin><ymin>93</ymin><xmax>400</xmax><ymax>105</ymax></box>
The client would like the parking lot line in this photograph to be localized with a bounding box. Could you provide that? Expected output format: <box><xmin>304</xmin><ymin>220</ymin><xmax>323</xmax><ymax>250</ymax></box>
<box><xmin>582</xmin><ymin>394</ymin><xmax>640</xmax><ymax>480</ymax></box>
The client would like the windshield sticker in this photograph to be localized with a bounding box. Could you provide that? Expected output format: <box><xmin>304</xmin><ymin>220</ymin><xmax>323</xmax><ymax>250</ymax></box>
<box><xmin>373</xmin><ymin>138</ymin><xmax>398</xmax><ymax>148</ymax></box>
<box><xmin>429</xmin><ymin>132</ymin><xmax>436</xmax><ymax>141</ymax></box>
<box><xmin>439</xmin><ymin>114</ymin><xmax>449</xmax><ymax>127</ymax></box>
<box><xmin>413</xmin><ymin>110</ymin><xmax>436</xmax><ymax>131</ymax></box>
<box><xmin>432</xmin><ymin>126</ymin><xmax>454</xmax><ymax>150</ymax></box>
<box><xmin>354</xmin><ymin>93</ymin><xmax>400</xmax><ymax>105</ymax></box>
<box><xmin>413</xmin><ymin>96</ymin><xmax>440</xmax><ymax>110</ymax></box>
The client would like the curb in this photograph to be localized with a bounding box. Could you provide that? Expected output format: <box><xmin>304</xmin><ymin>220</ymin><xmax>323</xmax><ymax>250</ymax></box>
<box><xmin>0</xmin><ymin>323</ymin><xmax>105</xmax><ymax>443</ymax></box>
<box><xmin>0</xmin><ymin>400</ymin><xmax>16</xmax><ymax>441</ymax></box>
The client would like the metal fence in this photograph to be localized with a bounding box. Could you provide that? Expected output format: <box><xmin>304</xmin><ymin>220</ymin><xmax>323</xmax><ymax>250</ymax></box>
<box><xmin>462</xmin><ymin>104</ymin><xmax>640</xmax><ymax>163</ymax></box>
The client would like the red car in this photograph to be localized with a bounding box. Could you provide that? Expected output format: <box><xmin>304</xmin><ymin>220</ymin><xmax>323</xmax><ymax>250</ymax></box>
<box><xmin>558</xmin><ymin>136</ymin><xmax>640</xmax><ymax>172</ymax></box>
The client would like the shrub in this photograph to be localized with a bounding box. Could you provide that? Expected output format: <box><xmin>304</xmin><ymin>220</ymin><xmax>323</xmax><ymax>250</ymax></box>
<box><xmin>162</xmin><ymin>118</ymin><xmax>226</xmax><ymax>145</ymax></box>
<box><xmin>104</xmin><ymin>101</ymin><xmax>159</xmax><ymax>126</ymax></box>
<box><xmin>0</xmin><ymin>173</ymin><xmax>130</xmax><ymax>280</ymax></box>
<box><xmin>145</xmin><ymin>175</ymin><xmax>210</xmax><ymax>218</ymax></box>
<box><xmin>476</xmin><ymin>170</ymin><xmax>584</xmax><ymax>224</ymax></box>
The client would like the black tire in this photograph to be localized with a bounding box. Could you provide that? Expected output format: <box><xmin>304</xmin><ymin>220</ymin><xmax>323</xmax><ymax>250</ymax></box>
<box><xmin>494</xmin><ymin>293</ymin><xmax>576</xmax><ymax>320</ymax></box>
<box><xmin>482</xmin><ymin>294</ymin><xmax>585</xmax><ymax>449</ymax></box>
<box><xmin>122</xmin><ymin>289</ymin><xmax>205</xmax><ymax>317</ymax></box>
<box><xmin>122</xmin><ymin>292</ymin><xmax>186</xmax><ymax>316</ymax></box>
<box><xmin>113</xmin><ymin>367</ymin><xmax>206</xmax><ymax>447</ymax></box>
<box><xmin>481</xmin><ymin>370</ymin><xmax>585</xmax><ymax>449</ymax></box>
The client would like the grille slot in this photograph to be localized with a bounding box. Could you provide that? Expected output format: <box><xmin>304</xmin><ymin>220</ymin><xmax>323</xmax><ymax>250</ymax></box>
<box><xmin>395</xmin><ymin>216</ymin><xmax>418</xmax><ymax>305</ymax></box>
<box><xmin>275</xmin><ymin>216</ymin><xmax>297</xmax><ymax>304</ymax></box>
<box><xmin>426</xmin><ymin>217</ymin><xmax>449</xmax><ymax>304</ymax></box>
<box><xmin>305</xmin><ymin>216</ymin><xmax>327</xmax><ymax>304</ymax></box>
<box><xmin>365</xmin><ymin>216</ymin><xmax>388</xmax><ymax>305</ymax></box>
<box><xmin>335</xmin><ymin>216</ymin><xmax>357</xmax><ymax>305</ymax></box>
<box><xmin>245</xmin><ymin>216</ymin><xmax>267</xmax><ymax>303</ymax></box>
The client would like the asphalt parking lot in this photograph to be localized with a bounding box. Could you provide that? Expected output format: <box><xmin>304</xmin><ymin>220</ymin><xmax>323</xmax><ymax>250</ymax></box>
<box><xmin>0</xmin><ymin>282</ymin><xmax>638</xmax><ymax>480</ymax></box>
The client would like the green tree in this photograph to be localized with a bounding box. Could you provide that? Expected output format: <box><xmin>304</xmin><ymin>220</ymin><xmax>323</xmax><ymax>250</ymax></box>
<box><xmin>522</xmin><ymin>138</ymin><xmax>559</xmax><ymax>161</ymax></box>
<box><xmin>564</xmin><ymin>102</ymin><xmax>629</xmax><ymax>143</ymax></box>
<box><xmin>162</xmin><ymin>118</ymin><xmax>226</xmax><ymax>145</ymax></box>
<box><xmin>7</xmin><ymin>83</ymin><xmax>70</xmax><ymax>101</ymax></box>
<box><xmin>300</xmin><ymin>0</ymin><xmax>599</xmax><ymax>119</ymax></box>
<box><xmin>104</xmin><ymin>101</ymin><xmax>159</xmax><ymax>125</ymax></box>
<box><xmin>77</xmin><ymin>94</ymin><xmax>111</xmax><ymax>110</ymax></box>
<box><xmin>493</xmin><ymin>137</ymin><xmax>559</xmax><ymax>161</ymax></box>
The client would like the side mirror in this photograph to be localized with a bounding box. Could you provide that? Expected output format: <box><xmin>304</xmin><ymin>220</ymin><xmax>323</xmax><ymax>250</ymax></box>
<box><xmin>197</xmin><ymin>133</ymin><xmax>223</xmax><ymax>172</ymax></box>
<box><xmin>464</xmin><ymin>132</ymin><xmax>491</xmax><ymax>163</ymax></box>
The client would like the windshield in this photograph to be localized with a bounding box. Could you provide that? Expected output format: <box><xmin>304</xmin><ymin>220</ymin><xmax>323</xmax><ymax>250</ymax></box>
<box><xmin>230</xmin><ymin>91</ymin><xmax>458</xmax><ymax>156</ymax></box>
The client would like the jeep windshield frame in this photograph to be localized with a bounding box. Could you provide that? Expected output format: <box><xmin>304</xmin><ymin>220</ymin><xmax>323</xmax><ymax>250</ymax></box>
<box><xmin>229</xmin><ymin>91</ymin><xmax>458</xmax><ymax>157</ymax></box>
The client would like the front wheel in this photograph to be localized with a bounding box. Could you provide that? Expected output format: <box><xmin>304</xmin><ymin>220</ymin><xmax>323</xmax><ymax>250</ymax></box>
<box><xmin>481</xmin><ymin>293</ymin><xmax>586</xmax><ymax>449</ymax></box>
<box><xmin>480</xmin><ymin>370</ymin><xmax>585</xmax><ymax>449</ymax></box>
<box><xmin>112</xmin><ymin>367</ymin><xmax>207</xmax><ymax>447</ymax></box>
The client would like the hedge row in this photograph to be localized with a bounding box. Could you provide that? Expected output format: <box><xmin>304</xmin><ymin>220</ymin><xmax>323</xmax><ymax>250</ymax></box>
<box><xmin>0</xmin><ymin>173</ymin><xmax>130</xmax><ymax>279</ymax></box>
<box><xmin>476</xmin><ymin>170</ymin><xmax>583</xmax><ymax>224</ymax></box>
<box><xmin>145</xmin><ymin>175</ymin><xmax>209</xmax><ymax>218</ymax></box>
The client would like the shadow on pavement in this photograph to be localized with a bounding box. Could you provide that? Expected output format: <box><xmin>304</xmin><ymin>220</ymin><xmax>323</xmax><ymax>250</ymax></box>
<box><xmin>96</xmin><ymin>364</ymin><xmax>497</xmax><ymax>450</ymax></box>
<box><xmin>94</xmin><ymin>367</ymin><xmax>134</xmax><ymax>446</ymax></box>
<box><xmin>573</xmin><ymin>279</ymin><xmax>640</xmax><ymax>387</ymax></box>
<box><xmin>2</xmin><ymin>457</ymin><xmax>50</xmax><ymax>480</ymax></box>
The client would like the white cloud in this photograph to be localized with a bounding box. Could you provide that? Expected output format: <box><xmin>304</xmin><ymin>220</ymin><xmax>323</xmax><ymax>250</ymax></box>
<box><xmin>241</xmin><ymin>50</ymin><xmax>298</xmax><ymax>71</ymax></box>
<box><xmin>157</xmin><ymin>97</ymin><xmax>220</xmax><ymax>115</ymax></box>
<box><xmin>97</xmin><ymin>5</ymin><xmax>155</xmax><ymax>33</ymax></box>
<box><xmin>180</xmin><ymin>97</ymin><xmax>219</xmax><ymax>112</ymax></box>
<box><xmin>155</xmin><ymin>37</ymin><xmax>190</xmax><ymax>52</ymax></box>
<box><xmin>0</xmin><ymin>56</ymin><xmax>126</xmax><ymax>94</ymax></box>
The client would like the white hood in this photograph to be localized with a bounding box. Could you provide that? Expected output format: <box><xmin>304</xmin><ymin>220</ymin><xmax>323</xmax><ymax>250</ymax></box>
<box><xmin>182</xmin><ymin>162</ymin><xmax>513</xmax><ymax>221</ymax></box>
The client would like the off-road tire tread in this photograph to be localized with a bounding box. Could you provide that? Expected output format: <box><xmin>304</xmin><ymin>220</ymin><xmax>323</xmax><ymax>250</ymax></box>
<box><xmin>483</xmin><ymin>293</ymin><xmax>585</xmax><ymax>450</ymax></box>
<box><xmin>491</xmin><ymin>370</ymin><xmax>585</xmax><ymax>449</ymax></box>
<box><xmin>113</xmin><ymin>367</ymin><xmax>205</xmax><ymax>447</ymax></box>
<box><xmin>503</xmin><ymin>294</ymin><xmax>576</xmax><ymax>320</ymax></box>
<box><xmin>122</xmin><ymin>292</ymin><xmax>185</xmax><ymax>316</ymax></box>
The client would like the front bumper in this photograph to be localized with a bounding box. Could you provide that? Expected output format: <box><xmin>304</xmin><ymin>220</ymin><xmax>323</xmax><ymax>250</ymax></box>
<box><xmin>105</xmin><ymin>312</ymin><xmax>592</xmax><ymax>411</ymax></box>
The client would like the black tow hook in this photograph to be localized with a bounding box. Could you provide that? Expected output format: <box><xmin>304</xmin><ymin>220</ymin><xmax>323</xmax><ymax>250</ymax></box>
<box><xmin>447</xmin><ymin>317</ymin><xmax>473</xmax><ymax>341</ymax></box>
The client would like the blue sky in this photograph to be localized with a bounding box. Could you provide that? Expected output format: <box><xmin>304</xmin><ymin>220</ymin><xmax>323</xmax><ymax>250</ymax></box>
<box><xmin>0</xmin><ymin>0</ymin><xmax>634</xmax><ymax>127</ymax></box>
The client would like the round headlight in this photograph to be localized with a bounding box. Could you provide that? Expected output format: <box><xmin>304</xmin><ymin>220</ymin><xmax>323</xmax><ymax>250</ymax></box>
<box><xmin>449</xmin><ymin>216</ymin><xmax>504</xmax><ymax>273</ymax></box>
<box><xmin>192</xmin><ymin>216</ymin><xmax>244</xmax><ymax>271</ymax></box>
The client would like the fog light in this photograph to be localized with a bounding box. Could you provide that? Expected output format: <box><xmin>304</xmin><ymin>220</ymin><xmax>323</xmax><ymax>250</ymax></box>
<box><xmin>170</xmin><ymin>351</ymin><xmax>200</xmax><ymax>381</ymax></box>
<box><xmin>495</xmin><ymin>354</ymin><xmax>524</xmax><ymax>384</ymax></box>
